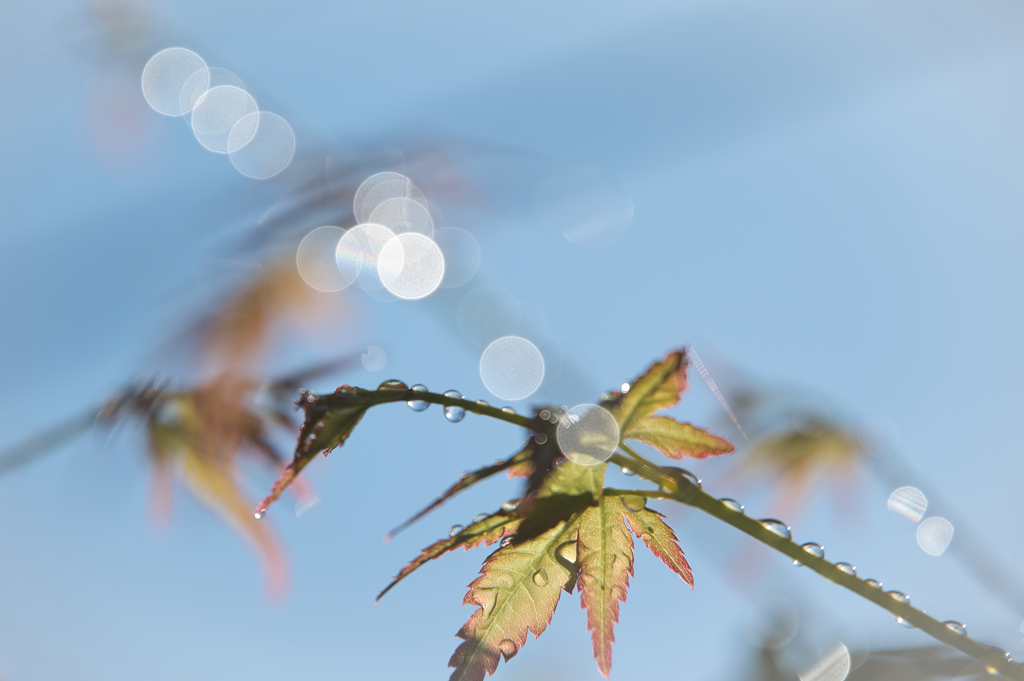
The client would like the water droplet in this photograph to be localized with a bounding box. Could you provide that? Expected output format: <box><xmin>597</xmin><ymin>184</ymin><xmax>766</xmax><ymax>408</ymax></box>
<box><xmin>793</xmin><ymin>543</ymin><xmax>824</xmax><ymax>568</ymax></box>
<box><xmin>407</xmin><ymin>384</ymin><xmax>429</xmax><ymax>411</ymax></box>
<box><xmin>254</xmin><ymin>508</ymin><xmax>266</xmax><ymax>520</ymax></box>
<box><xmin>864</xmin><ymin>579</ymin><xmax>882</xmax><ymax>589</ymax></box>
<box><xmin>556</xmin><ymin>540</ymin><xmax>578</xmax><ymax>565</ymax></box>
<box><xmin>622</xmin><ymin>495</ymin><xmax>647</xmax><ymax>513</ymax></box>
<box><xmin>540</xmin><ymin>410</ymin><xmax>551</xmax><ymax>420</ymax></box>
<box><xmin>473</xmin><ymin>514</ymin><xmax>488</xmax><ymax>523</ymax></box>
<box><xmin>760</xmin><ymin>519</ymin><xmax>791</xmax><ymax>540</ymax></box>
<box><xmin>449</xmin><ymin>525</ymin><xmax>464</xmax><ymax>538</ymax></box>
<box><xmin>621</xmin><ymin>382</ymin><xmax>631</xmax><ymax>393</ymax></box>
<box><xmin>835</xmin><ymin>562</ymin><xmax>857</xmax><ymax>576</ymax></box>
<box><xmin>943</xmin><ymin>621</ymin><xmax>967</xmax><ymax>636</ymax></box>
<box><xmin>535</xmin><ymin>433</ymin><xmax>548</xmax><ymax>444</ymax></box>
<box><xmin>501</xmin><ymin>406</ymin><xmax>517</xmax><ymax>415</ymax></box>
<box><xmin>501</xmin><ymin>499</ymin><xmax>520</xmax><ymax>512</ymax></box>
<box><xmin>378</xmin><ymin>379</ymin><xmax>408</xmax><ymax>391</ymax></box>
<box><xmin>499</xmin><ymin>536</ymin><xmax>513</xmax><ymax>547</ymax></box>
<box><xmin>622</xmin><ymin>467</ymin><xmax>637</xmax><ymax>477</ymax></box>
<box><xmin>887</xmin><ymin>590</ymin><xmax>910</xmax><ymax>604</ymax></box>
<box><xmin>306</xmin><ymin>393</ymin><xmax>316</xmax><ymax>402</ymax></box>
<box><xmin>662</xmin><ymin>468</ymin><xmax>701</xmax><ymax>493</ymax></box>
<box><xmin>532</xmin><ymin>569</ymin><xmax>549</xmax><ymax>586</ymax></box>
<box><xmin>444</xmin><ymin>390</ymin><xmax>466</xmax><ymax>422</ymax></box>
<box><xmin>719</xmin><ymin>498</ymin><xmax>744</xmax><ymax>513</ymax></box>
<box><xmin>497</xmin><ymin>639</ymin><xmax>519</xmax><ymax>661</ymax></box>
<box><xmin>475</xmin><ymin>399</ymin><xmax>490</xmax><ymax>408</ymax></box>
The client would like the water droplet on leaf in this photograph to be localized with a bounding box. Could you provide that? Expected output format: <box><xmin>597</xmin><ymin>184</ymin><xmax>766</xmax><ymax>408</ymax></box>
<box><xmin>497</xmin><ymin>639</ymin><xmax>519</xmax><ymax>661</ymax></box>
<box><xmin>501</xmin><ymin>499</ymin><xmax>520</xmax><ymax>512</ymax></box>
<box><xmin>449</xmin><ymin>525</ymin><xmax>464</xmax><ymax>537</ymax></box>
<box><xmin>532</xmin><ymin>570</ymin><xmax>549</xmax><ymax>586</ymax></box>
<box><xmin>556</xmin><ymin>540</ymin><xmax>578</xmax><ymax>565</ymax></box>
<box><xmin>622</xmin><ymin>467</ymin><xmax>637</xmax><ymax>477</ymax></box>
<box><xmin>622</xmin><ymin>495</ymin><xmax>646</xmax><ymax>513</ymax></box>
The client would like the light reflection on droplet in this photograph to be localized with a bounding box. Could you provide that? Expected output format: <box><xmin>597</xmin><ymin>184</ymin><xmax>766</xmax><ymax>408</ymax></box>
<box><xmin>336</xmin><ymin>223</ymin><xmax>397</xmax><ymax>290</ymax></box>
<box><xmin>556</xmin><ymin>404</ymin><xmax>619</xmax><ymax>466</ymax></box>
<box><xmin>887</xmin><ymin>486</ymin><xmax>928</xmax><ymax>523</ymax></box>
<box><xmin>377</xmin><ymin>233</ymin><xmax>445</xmax><ymax>300</ymax></box>
<box><xmin>296</xmin><ymin>226</ymin><xmax>348</xmax><ymax>292</ymax></box>
<box><xmin>228</xmin><ymin>112</ymin><xmax>295</xmax><ymax>179</ymax></box>
<box><xmin>191</xmin><ymin>85</ymin><xmax>258</xmax><ymax>153</ymax></box>
<box><xmin>479</xmin><ymin>336</ymin><xmax>545</xmax><ymax>401</ymax></box>
<box><xmin>433</xmin><ymin>227</ymin><xmax>482</xmax><ymax>288</ymax></box>
<box><xmin>141</xmin><ymin>47</ymin><xmax>209</xmax><ymax>116</ymax></box>
<box><xmin>536</xmin><ymin>167</ymin><xmax>633</xmax><ymax>247</ymax></box>
<box><xmin>916</xmin><ymin>517</ymin><xmax>954</xmax><ymax>556</ymax></box>
<box><xmin>799</xmin><ymin>643</ymin><xmax>851</xmax><ymax>681</ymax></box>
<box><xmin>361</xmin><ymin>346</ymin><xmax>388</xmax><ymax>372</ymax></box>
<box><xmin>368</xmin><ymin>197</ymin><xmax>434</xmax><ymax>237</ymax></box>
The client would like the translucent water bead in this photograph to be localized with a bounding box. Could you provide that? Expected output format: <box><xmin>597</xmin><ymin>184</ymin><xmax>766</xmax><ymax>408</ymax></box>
<box><xmin>407</xmin><ymin>384</ymin><xmax>429</xmax><ymax>411</ymax></box>
<box><xmin>793</xmin><ymin>542</ymin><xmax>824</xmax><ymax>566</ymax></box>
<box><xmin>378</xmin><ymin>379</ymin><xmax>408</xmax><ymax>391</ymax></box>
<box><xmin>943</xmin><ymin>621</ymin><xmax>967</xmax><ymax>636</ymax></box>
<box><xmin>719</xmin><ymin>498</ymin><xmax>744</xmax><ymax>513</ymax></box>
<box><xmin>834</xmin><ymin>562</ymin><xmax>856</xmax><ymax>576</ymax></box>
<box><xmin>760</xmin><ymin>519</ymin><xmax>791</xmax><ymax>540</ymax></box>
<box><xmin>443</xmin><ymin>390</ymin><xmax>466</xmax><ymax>422</ymax></box>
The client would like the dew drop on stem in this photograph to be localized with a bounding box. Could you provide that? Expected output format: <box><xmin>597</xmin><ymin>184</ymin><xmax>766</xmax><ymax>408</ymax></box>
<box><xmin>719</xmin><ymin>498</ymin><xmax>744</xmax><ymax>513</ymax></box>
<box><xmin>835</xmin><ymin>562</ymin><xmax>857</xmax><ymax>576</ymax></box>
<box><xmin>621</xmin><ymin>467</ymin><xmax>637</xmax><ymax>477</ymax></box>
<box><xmin>760</xmin><ymin>519</ymin><xmax>791</xmax><ymax>540</ymax></box>
<box><xmin>794</xmin><ymin>542</ymin><xmax>824</xmax><ymax>566</ymax></box>
<box><xmin>501</xmin><ymin>499</ymin><xmax>520</xmax><ymax>512</ymax></box>
<box><xmin>943</xmin><ymin>621</ymin><xmax>967</xmax><ymax>636</ymax></box>
<box><xmin>407</xmin><ymin>384</ymin><xmax>429</xmax><ymax>411</ymax></box>
<box><xmin>378</xmin><ymin>379</ymin><xmax>408</xmax><ymax>391</ymax></box>
<box><xmin>449</xmin><ymin>525</ymin><xmax>464</xmax><ymax>538</ymax></box>
<box><xmin>443</xmin><ymin>390</ymin><xmax>465</xmax><ymax>422</ymax></box>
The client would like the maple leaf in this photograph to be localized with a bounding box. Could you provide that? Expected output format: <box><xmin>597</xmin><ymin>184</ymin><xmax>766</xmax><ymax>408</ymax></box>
<box><xmin>147</xmin><ymin>399</ymin><xmax>287</xmax><ymax>595</ymax></box>
<box><xmin>378</xmin><ymin>511</ymin><xmax>522</xmax><ymax>601</ymax></box>
<box><xmin>448</xmin><ymin>457</ymin><xmax>604</xmax><ymax>681</ymax></box>
<box><xmin>623</xmin><ymin>506</ymin><xmax>694</xmax><ymax>587</ymax></box>
<box><xmin>257</xmin><ymin>389</ymin><xmax>367</xmax><ymax>514</ymax></box>
<box><xmin>609</xmin><ymin>350</ymin><xmax>734</xmax><ymax>459</ymax></box>
<box><xmin>576</xmin><ymin>495</ymin><xmax>635</xmax><ymax>678</ymax></box>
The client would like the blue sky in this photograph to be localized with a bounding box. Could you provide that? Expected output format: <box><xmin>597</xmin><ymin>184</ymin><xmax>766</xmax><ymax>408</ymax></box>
<box><xmin>1</xmin><ymin>0</ymin><xmax>1023</xmax><ymax>679</ymax></box>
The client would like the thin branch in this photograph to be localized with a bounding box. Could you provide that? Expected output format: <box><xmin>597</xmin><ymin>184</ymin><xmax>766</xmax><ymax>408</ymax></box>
<box><xmin>610</xmin><ymin>446</ymin><xmax>1023</xmax><ymax>679</ymax></box>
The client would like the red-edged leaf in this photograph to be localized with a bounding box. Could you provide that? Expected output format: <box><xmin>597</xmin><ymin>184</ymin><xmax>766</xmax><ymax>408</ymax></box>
<box><xmin>448</xmin><ymin>519</ymin><xmax>580</xmax><ymax>681</ymax></box>
<box><xmin>257</xmin><ymin>393</ymin><xmax>366</xmax><ymax>514</ymax></box>
<box><xmin>609</xmin><ymin>349</ymin><xmax>734</xmax><ymax>459</ymax></box>
<box><xmin>378</xmin><ymin>512</ymin><xmax>521</xmax><ymax>601</ymax></box>
<box><xmin>624</xmin><ymin>506</ymin><xmax>693</xmax><ymax>587</ymax></box>
<box><xmin>577</xmin><ymin>495</ymin><xmax>635</xmax><ymax>678</ymax></box>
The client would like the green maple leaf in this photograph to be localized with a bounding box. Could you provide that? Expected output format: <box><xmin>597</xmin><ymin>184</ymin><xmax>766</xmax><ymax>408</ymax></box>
<box><xmin>609</xmin><ymin>349</ymin><xmax>734</xmax><ymax>459</ymax></box>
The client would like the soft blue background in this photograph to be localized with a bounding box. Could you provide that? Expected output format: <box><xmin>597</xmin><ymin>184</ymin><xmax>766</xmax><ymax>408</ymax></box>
<box><xmin>1</xmin><ymin>0</ymin><xmax>1023</xmax><ymax>679</ymax></box>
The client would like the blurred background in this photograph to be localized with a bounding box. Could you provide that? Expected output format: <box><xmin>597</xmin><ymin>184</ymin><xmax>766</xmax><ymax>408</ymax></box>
<box><xmin>1</xmin><ymin>0</ymin><xmax>1023</xmax><ymax>679</ymax></box>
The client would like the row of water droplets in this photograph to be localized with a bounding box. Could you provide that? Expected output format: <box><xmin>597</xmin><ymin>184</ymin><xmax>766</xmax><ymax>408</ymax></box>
<box><xmin>654</xmin><ymin>474</ymin><xmax>987</xmax><ymax>646</ymax></box>
<box><xmin>141</xmin><ymin>48</ymin><xmax>295</xmax><ymax>179</ymax></box>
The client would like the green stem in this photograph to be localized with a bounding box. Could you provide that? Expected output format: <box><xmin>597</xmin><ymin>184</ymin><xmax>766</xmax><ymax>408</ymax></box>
<box><xmin>316</xmin><ymin>386</ymin><xmax>537</xmax><ymax>429</ymax></box>
<box><xmin>610</xmin><ymin>445</ymin><xmax>1022</xmax><ymax>679</ymax></box>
